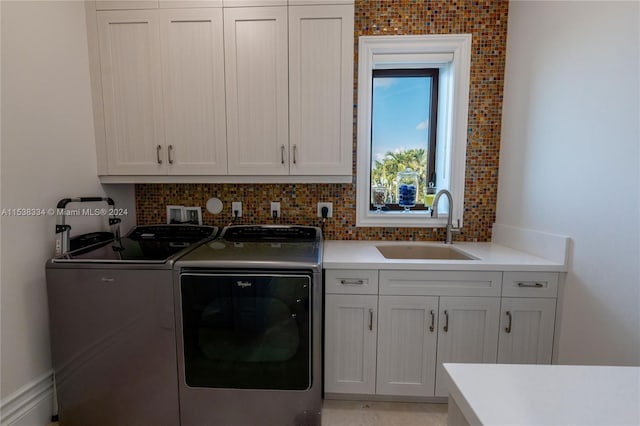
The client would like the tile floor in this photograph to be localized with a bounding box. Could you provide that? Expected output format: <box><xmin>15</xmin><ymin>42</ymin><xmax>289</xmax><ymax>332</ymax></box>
<box><xmin>321</xmin><ymin>400</ymin><xmax>448</xmax><ymax>426</ymax></box>
<box><xmin>49</xmin><ymin>400</ymin><xmax>449</xmax><ymax>426</ymax></box>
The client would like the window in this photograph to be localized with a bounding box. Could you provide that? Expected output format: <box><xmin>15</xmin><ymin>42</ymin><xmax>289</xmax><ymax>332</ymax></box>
<box><xmin>371</xmin><ymin>68</ymin><xmax>439</xmax><ymax>211</ymax></box>
<box><xmin>356</xmin><ymin>34</ymin><xmax>472</xmax><ymax>228</ymax></box>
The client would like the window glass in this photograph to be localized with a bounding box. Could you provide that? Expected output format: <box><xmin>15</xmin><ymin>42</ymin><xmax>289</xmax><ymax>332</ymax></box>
<box><xmin>371</xmin><ymin>69</ymin><xmax>438</xmax><ymax>210</ymax></box>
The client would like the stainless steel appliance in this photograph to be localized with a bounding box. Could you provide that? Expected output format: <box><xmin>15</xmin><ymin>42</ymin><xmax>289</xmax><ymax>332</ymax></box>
<box><xmin>46</xmin><ymin>224</ymin><xmax>217</xmax><ymax>426</ymax></box>
<box><xmin>174</xmin><ymin>225</ymin><xmax>323</xmax><ymax>426</ymax></box>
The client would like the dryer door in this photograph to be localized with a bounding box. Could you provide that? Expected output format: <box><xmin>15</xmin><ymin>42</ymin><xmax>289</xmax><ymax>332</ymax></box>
<box><xmin>179</xmin><ymin>271</ymin><xmax>312</xmax><ymax>390</ymax></box>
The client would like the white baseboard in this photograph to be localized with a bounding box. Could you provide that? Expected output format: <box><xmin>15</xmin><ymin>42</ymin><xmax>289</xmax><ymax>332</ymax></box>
<box><xmin>492</xmin><ymin>223</ymin><xmax>570</xmax><ymax>265</ymax></box>
<box><xmin>0</xmin><ymin>370</ymin><xmax>53</xmax><ymax>426</ymax></box>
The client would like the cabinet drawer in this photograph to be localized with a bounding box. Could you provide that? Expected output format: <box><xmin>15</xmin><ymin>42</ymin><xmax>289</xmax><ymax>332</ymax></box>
<box><xmin>379</xmin><ymin>271</ymin><xmax>502</xmax><ymax>297</ymax></box>
<box><xmin>325</xmin><ymin>269</ymin><xmax>379</xmax><ymax>295</ymax></box>
<box><xmin>502</xmin><ymin>272</ymin><xmax>559</xmax><ymax>298</ymax></box>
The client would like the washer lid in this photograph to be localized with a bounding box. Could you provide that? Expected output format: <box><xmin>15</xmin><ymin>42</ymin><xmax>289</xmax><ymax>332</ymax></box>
<box><xmin>57</xmin><ymin>225</ymin><xmax>218</xmax><ymax>263</ymax></box>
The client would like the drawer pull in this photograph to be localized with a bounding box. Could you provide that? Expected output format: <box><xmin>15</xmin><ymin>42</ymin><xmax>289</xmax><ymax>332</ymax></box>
<box><xmin>443</xmin><ymin>310</ymin><xmax>449</xmax><ymax>332</ymax></box>
<box><xmin>517</xmin><ymin>281</ymin><xmax>545</xmax><ymax>288</ymax></box>
<box><xmin>340</xmin><ymin>279</ymin><xmax>365</xmax><ymax>285</ymax></box>
<box><xmin>505</xmin><ymin>311</ymin><xmax>512</xmax><ymax>333</ymax></box>
<box><xmin>429</xmin><ymin>310</ymin><xmax>435</xmax><ymax>332</ymax></box>
<box><xmin>368</xmin><ymin>309</ymin><xmax>373</xmax><ymax>331</ymax></box>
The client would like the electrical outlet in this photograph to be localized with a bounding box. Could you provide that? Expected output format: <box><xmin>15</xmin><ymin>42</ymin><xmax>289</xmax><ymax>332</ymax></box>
<box><xmin>270</xmin><ymin>201</ymin><xmax>281</xmax><ymax>218</ymax></box>
<box><xmin>317</xmin><ymin>202</ymin><xmax>333</xmax><ymax>218</ymax></box>
<box><xmin>232</xmin><ymin>202</ymin><xmax>242</xmax><ymax>218</ymax></box>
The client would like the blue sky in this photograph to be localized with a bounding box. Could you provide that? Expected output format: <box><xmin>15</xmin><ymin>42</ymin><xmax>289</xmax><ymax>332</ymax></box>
<box><xmin>371</xmin><ymin>76</ymin><xmax>431</xmax><ymax>162</ymax></box>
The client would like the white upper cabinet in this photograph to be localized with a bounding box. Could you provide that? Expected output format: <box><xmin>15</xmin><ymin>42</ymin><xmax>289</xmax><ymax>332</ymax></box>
<box><xmin>288</xmin><ymin>4</ymin><xmax>353</xmax><ymax>175</ymax></box>
<box><xmin>224</xmin><ymin>6</ymin><xmax>289</xmax><ymax>175</ymax></box>
<box><xmin>98</xmin><ymin>10</ymin><xmax>166</xmax><ymax>175</ymax></box>
<box><xmin>159</xmin><ymin>8</ymin><xmax>227</xmax><ymax>174</ymax></box>
<box><xmin>90</xmin><ymin>1</ymin><xmax>354</xmax><ymax>180</ymax></box>
<box><xmin>97</xmin><ymin>8</ymin><xmax>227</xmax><ymax>175</ymax></box>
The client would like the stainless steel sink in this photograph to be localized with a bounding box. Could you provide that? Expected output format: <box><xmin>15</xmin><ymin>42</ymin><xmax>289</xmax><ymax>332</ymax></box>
<box><xmin>376</xmin><ymin>244</ymin><xmax>477</xmax><ymax>260</ymax></box>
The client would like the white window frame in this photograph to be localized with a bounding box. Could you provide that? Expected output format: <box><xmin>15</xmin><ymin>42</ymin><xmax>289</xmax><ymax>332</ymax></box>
<box><xmin>356</xmin><ymin>34</ymin><xmax>472</xmax><ymax>228</ymax></box>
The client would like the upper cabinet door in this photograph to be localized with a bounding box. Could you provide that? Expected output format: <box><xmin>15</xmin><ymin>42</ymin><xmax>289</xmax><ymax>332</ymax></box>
<box><xmin>97</xmin><ymin>10</ymin><xmax>166</xmax><ymax>175</ymax></box>
<box><xmin>224</xmin><ymin>6</ymin><xmax>289</xmax><ymax>175</ymax></box>
<box><xmin>159</xmin><ymin>8</ymin><xmax>227</xmax><ymax>175</ymax></box>
<box><xmin>288</xmin><ymin>4</ymin><xmax>353</xmax><ymax>175</ymax></box>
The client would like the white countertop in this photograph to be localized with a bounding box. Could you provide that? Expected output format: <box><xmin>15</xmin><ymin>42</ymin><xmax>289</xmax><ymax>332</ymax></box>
<box><xmin>443</xmin><ymin>363</ymin><xmax>640</xmax><ymax>426</ymax></box>
<box><xmin>323</xmin><ymin>240</ymin><xmax>567</xmax><ymax>271</ymax></box>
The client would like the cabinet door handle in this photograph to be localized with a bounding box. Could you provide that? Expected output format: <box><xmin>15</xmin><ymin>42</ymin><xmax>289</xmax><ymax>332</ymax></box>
<box><xmin>429</xmin><ymin>309</ymin><xmax>435</xmax><ymax>332</ymax></box>
<box><xmin>156</xmin><ymin>145</ymin><xmax>163</xmax><ymax>164</ymax></box>
<box><xmin>368</xmin><ymin>309</ymin><xmax>373</xmax><ymax>331</ymax></box>
<box><xmin>293</xmin><ymin>144</ymin><xmax>297</xmax><ymax>164</ymax></box>
<box><xmin>339</xmin><ymin>279</ymin><xmax>364</xmax><ymax>285</ymax></box>
<box><xmin>517</xmin><ymin>281</ymin><xmax>544</xmax><ymax>288</ymax></box>
<box><xmin>505</xmin><ymin>311</ymin><xmax>512</xmax><ymax>333</ymax></box>
<box><xmin>443</xmin><ymin>310</ymin><xmax>449</xmax><ymax>332</ymax></box>
<box><xmin>168</xmin><ymin>145</ymin><xmax>174</xmax><ymax>164</ymax></box>
<box><xmin>280</xmin><ymin>145</ymin><xmax>285</xmax><ymax>165</ymax></box>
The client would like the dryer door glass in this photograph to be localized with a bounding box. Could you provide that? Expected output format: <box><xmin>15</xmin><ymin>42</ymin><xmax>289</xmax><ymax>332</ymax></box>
<box><xmin>180</xmin><ymin>272</ymin><xmax>312</xmax><ymax>390</ymax></box>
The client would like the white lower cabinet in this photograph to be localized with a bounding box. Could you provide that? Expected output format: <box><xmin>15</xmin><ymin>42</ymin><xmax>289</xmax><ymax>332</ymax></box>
<box><xmin>324</xmin><ymin>269</ymin><xmax>559</xmax><ymax>399</ymax></box>
<box><xmin>376</xmin><ymin>296</ymin><xmax>439</xmax><ymax>396</ymax></box>
<box><xmin>324</xmin><ymin>294</ymin><xmax>377</xmax><ymax>394</ymax></box>
<box><xmin>497</xmin><ymin>297</ymin><xmax>556</xmax><ymax>364</ymax></box>
<box><xmin>433</xmin><ymin>297</ymin><xmax>500</xmax><ymax>397</ymax></box>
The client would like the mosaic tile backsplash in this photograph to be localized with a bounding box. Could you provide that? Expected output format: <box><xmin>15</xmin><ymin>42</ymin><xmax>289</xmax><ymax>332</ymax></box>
<box><xmin>135</xmin><ymin>0</ymin><xmax>509</xmax><ymax>242</ymax></box>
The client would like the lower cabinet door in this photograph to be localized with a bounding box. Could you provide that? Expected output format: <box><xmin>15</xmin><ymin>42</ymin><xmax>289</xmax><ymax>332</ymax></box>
<box><xmin>435</xmin><ymin>296</ymin><xmax>500</xmax><ymax>397</ymax></box>
<box><xmin>324</xmin><ymin>294</ymin><xmax>377</xmax><ymax>394</ymax></box>
<box><xmin>497</xmin><ymin>297</ymin><xmax>556</xmax><ymax>364</ymax></box>
<box><xmin>376</xmin><ymin>295</ymin><xmax>439</xmax><ymax>396</ymax></box>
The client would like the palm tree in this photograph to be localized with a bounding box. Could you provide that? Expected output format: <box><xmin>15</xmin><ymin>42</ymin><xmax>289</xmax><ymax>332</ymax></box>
<box><xmin>371</xmin><ymin>148</ymin><xmax>428</xmax><ymax>204</ymax></box>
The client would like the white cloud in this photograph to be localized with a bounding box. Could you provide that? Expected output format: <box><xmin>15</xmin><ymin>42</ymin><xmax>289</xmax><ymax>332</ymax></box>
<box><xmin>373</xmin><ymin>78</ymin><xmax>395</xmax><ymax>89</ymax></box>
<box><xmin>416</xmin><ymin>119</ymin><xmax>428</xmax><ymax>131</ymax></box>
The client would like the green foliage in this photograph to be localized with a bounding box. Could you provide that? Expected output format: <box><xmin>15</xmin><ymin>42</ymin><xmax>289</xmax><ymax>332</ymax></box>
<box><xmin>372</xmin><ymin>148</ymin><xmax>427</xmax><ymax>203</ymax></box>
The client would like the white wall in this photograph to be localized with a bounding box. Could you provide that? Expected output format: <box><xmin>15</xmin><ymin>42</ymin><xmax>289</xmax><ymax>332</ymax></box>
<box><xmin>0</xmin><ymin>0</ymin><xmax>135</xmax><ymax>420</ymax></box>
<box><xmin>498</xmin><ymin>1</ymin><xmax>640</xmax><ymax>365</ymax></box>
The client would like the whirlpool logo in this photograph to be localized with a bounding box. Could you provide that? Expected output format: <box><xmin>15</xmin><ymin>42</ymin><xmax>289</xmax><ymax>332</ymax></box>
<box><xmin>236</xmin><ymin>281</ymin><xmax>253</xmax><ymax>288</ymax></box>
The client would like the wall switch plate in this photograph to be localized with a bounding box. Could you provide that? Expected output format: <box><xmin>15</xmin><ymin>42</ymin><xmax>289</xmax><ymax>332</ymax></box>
<box><xmin>232</xmin><ymin>201</ymin><xmax>242</xmax><ymax>218</ymax></box>
<box><xmin>167</xmin><ymin>205</ymin><xmax>185</xmax><ymax>224</ymax></box>
<box><xmin>270</xmin><ymin>201</ymin><xmax>281</xmax><ymax>218</ymax></box>
<box><xmin>184</xmin><ymin>207</ymin><xmax>203</xmax><ymax>225</ymax></box>
<box><xmin>317</xmin><ymin>202</ymin><xmax>333</xmax><ymax>218</ymax></box>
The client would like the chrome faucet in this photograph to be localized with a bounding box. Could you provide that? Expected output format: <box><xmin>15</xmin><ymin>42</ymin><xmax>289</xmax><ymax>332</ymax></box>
<box><xmin>431</xmin><ymin>189</ymin><xmax>461</xmax><ymax>244</ymax></box>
